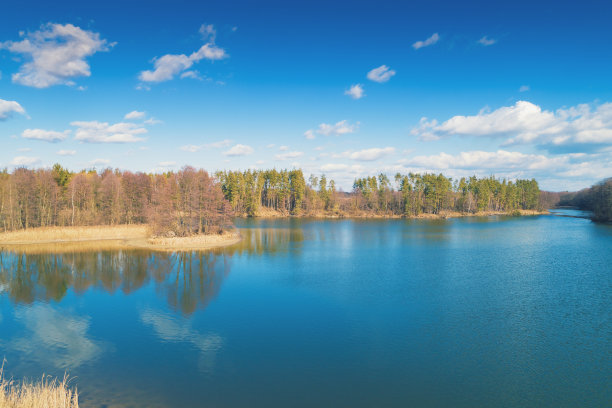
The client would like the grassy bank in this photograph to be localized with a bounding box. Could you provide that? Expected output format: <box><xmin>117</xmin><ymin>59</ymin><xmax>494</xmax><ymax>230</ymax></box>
<box><xmin>0</xmin><ymin>225</ymin><xmax>241</xmax><ymax>253</ymax></box>
<box><xmin>0</xmin><ymin>369</ymin><xmax>79</xmax><ymax>408</ymax></box>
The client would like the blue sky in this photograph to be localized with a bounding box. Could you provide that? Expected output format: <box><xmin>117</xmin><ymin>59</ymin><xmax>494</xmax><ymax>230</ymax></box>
<box><xmin>1</xmin><ymin>0</ymin><xmax>612</xmax><ymax>191</ymax></box>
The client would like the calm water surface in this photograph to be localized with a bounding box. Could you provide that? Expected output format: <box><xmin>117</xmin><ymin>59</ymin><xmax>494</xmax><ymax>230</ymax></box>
<box><xmin>0</xmin><ymin>212</ymin><xmax>611</xmax><ymax>407</ymax></box>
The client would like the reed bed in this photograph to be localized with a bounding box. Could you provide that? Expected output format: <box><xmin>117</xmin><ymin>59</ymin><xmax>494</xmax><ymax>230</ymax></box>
<box><xmin>0</xmin><ymin>368</ymin><xmax>79</xmax><ymax>408</ymax></box>
<box><xmin>0</xmin><ymin>225</ymin><xmax>149</xmax><ymax>244</ymax></box>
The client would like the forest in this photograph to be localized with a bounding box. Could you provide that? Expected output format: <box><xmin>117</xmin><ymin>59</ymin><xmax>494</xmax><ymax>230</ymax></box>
<box><xmin>558</xmin><ymin>178</ymin><xmax>612</xmax><ymax>222</ymax></box>
<box><xmin>216</xmin><ymin>169</ymin><xmax>543</xmax><ymax>217</ymax></box>
<box><xmin>0</xmin><ymin>165</ymin><xmax>231</xmax><ymax>236</ymax></box>
<box><xmin>0</xmin><ymin>165</ymin><xmax>545</xmax><ymax>235</ymax></box>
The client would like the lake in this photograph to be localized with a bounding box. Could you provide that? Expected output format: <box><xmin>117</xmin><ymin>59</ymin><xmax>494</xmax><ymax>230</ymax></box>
<box><xmin>0</xmin><ymin>212</ymin><xmax>611</xmax><ymax>407</ymax></box>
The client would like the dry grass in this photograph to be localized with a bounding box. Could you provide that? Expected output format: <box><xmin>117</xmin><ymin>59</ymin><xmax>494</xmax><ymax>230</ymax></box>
<box><xmin>145</xmin><ymin>230</ymin><xmax>242</xmax><ymax>251</ymax></box>
<box><xmin>0</xmin><ymin>225</ymin><xmax>149</xmax><ymax>244</ymax></box>
<box><xmin>0</xmin><ymin>367</ymin><xmax>79</xmax><ymax>408</ymax></box>
<box><xmin>0</xmin><ymin>225</ymin><xmax>241</xmax><ymax>253</ymax></box>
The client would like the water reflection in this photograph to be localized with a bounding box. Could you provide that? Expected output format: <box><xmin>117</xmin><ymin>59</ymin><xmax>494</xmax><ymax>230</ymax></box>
<box><xmin>0</xmin><ymin>250</ymin><xmax>231</xmax><ymax>316</ymax></box>
<box><xmin>140</xmin><ymin>308</ymin><xmax>224</xmax><ymax>374</ymax></box>
<box><xmin>8</xmin><ymin>304</ymin><xmax>104</xmax><ymax>369</ymax></box>
<box><xmin>0</xmin><ymin>226</ymin><xmax>304</xmax><ymax>314</ymax></box>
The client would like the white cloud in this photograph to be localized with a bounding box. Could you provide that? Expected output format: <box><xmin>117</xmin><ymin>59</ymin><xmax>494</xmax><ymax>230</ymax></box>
<box><xmin>124</xmin><ymin>110</ymin><xmax>146</xmax><ymax>120</ymax></box>
<box><xmin>411</xmin><ymin>100</ymin><xmax>612</xmax><ymax>152</ymax></box>
<box><xmin>320</xmin><ymin>163</ymin><xmax>348</xmax><ymax>172</ymax></box>
<box><xmin>180</xmin><ymin>139</ymin><xmax>231</xmax><ymax>152</ymax></box>
<box><xmin>406</xmin><ymin>150</ymin><xmax>566</xmax><ymax>171</ymax></box>
<box><xmin>519</xmin><ymin>85</ymin><xmax>530</xmax><ymax>92</ymax></box>
<box><xmin>144</xmin><ymin>117</ymin><xmax>162</xmax><ymax>125</ymax></box>
<box><xmin>0</xmin><ymin>98</ymin><xmax>26</xmax><ymax>120</ymax></box>
<box><xmin>90</xmin><ymin>158</ymin><xmax>110</xmax><ymax>166</ymax></box>
<box><xmin>275</xmin><ymin>151</ymin><xmax>303</xmax><ymax>160</ymax></box>
<box><xmin>304</xmin><ymin>130</ymin><xmax>316</xmax><ymax>140</ymax></box>
<box><xmin>57</xmin><ymin>149</ymin><xmax>76</xmax><ymax>156</ymax></box>
<box><xmin>478</xmin><ymin>36</ymin><xmax>497</xmax><ymax>46</ymax></box>
<box><xmin>367</xmin><ymin>65</ymin><xmax>396</xmax><ymax>83</ymax></box>
<box><xmin>207</xmin><ymin>139</ymin><xmax>232</xmax><ymax>148</ymax></box>
<box><xmin>0</xmin><ymin>23</ymin><xmax>111</xmax><ymax>88</ymax></box>
<box><xmin>22</xmin><ymin>128</ymin><xmax>69</xmax><ymax>142</ymax></box>
<box><xmin>319</xmin><ymin>163</ymin><xmax>366</xmax><ymax>174</ymax></box>
<box><xmin>180</xmin><ymin>144</ymin><xmax>203</xmax><ymax>152</ymax></box>
<box><xmin>139</xmin><ymin>25</ymin><xmax>227</xmax><ymax>83</ymax></box>
<box><xmin>224</xmin><ymin>144</ymin><xmax>253</xmax><ymax>156</ymax></box>
<box><xmin>345</xmin><ymin>84</ymin><xmax>365</xmax><ymax>99</ymax></box>
<box><xmin>72</xmin><ymin>120</ymin><xmax>147</xmax><ymax>143</ymax></box>
<box><xmin>10</xmin><ymin>156</ymin><xmax>40</xmax><ymax>166</ymax></box>
<box><xmin>180</xmin><ymin>70</ymin><xmax>201</xmax><ymax>80</ymax></box>
<box><xmin>347</xmin><ymin>147</ymin><xmax>396</xmax><ymax>161</ymax></box>
<box><xmin>17</xmin><ymin>147</ymin><xmax>32</xmax><ymax>152</ymax></box>
<box><xmin>317</xmin><ymin>120</ymin><xmax>358</xmax><ymax>136</ymax></box>
<box><xmin>279</xmin><ymin>145</ymin><xmax>289</xmax><ymax>151</ymax></box>
<box><xmin>412</xmin><ymin>33</ymin><xmax>440</xmax><ymax>50</ymax></box>
<box><xmin>199</xmin><ymin>24</ymin><xmax>216</xmax><ymax>42</ymax></box>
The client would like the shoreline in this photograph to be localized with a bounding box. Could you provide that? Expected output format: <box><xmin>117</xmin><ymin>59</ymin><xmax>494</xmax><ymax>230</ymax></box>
<box><xmin>0</xmin><ymin>225</ymin><xmax>242</xmax><ymax>252</ymax></box>
<box><xmin>248</xmin><ymin>208</ymin><xmax>549</xmax><ymax>219</ymax></box>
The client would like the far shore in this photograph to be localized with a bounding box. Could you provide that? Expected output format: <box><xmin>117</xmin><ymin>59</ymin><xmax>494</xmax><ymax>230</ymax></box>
<box><xmin>250</xmin><ymin>208</ymin><xmax>549</xmax><ymax>219</ymax></box>
<box><xmin>0</xmin><ymin>225</ymin><xmax>242</xmax><ymax>253</ymax></box>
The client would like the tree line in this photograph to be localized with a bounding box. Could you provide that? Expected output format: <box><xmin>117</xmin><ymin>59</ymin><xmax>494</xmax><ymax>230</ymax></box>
<box><xmin>217</xmin><ymin>169</ymin><xmax>543</xmax><ymax>216</ymax></box>
<box><xmin>558</xmin><ymin>178</ymin><xmax>612</xmax><ymax>222</ymax></box>
<box><xmin>0</xmin><ymin>165</ymin><xmax>231</xmax><ymax>236</ymax></box>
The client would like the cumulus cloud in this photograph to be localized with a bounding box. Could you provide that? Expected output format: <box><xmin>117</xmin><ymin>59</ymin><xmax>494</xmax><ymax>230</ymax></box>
<box><xmin>0</xmin><ymin>98</ymin><xmax>26</xmax><ymax>120</ymax></box>
<box><xmin>303</xmin><ymin>120</ymin><xmax>358</xmax><ymax>140</ymax></box>
<box><xmin>275</xmin><ymin>151</ymin><xmax>303</xmax><ymax>160</ymax></box>
<box><xmin>139</xmin><ymin>25</ymin><xmax>227</xmax><ymax>83</ymax></box>
<box><xmin>224</xmin><ymin>144</ymin><xmax>253</xmax><ymax>156</ymax></box>
<box><xmin>342</xmin><ymin>147</ymin><xmax>396</xmax><ymax>161</ymax></box>
<box><xmin>72</xmin><ymin>120</ymin><xmax>147</xmax><ymax>143</ymax></box>
<box><xmin>412</xmin><ymin>33</ymin><xmax>440</xmax><ymax>50</ymax></box>
<box><xmin>10</xmin><ymin>156</ymin><xmax>40</xmax><ymax>166</ymax></box>
<box><xmin>478</xmin><ymin>36</ymin><xmax>497</xmax><ymax>46</ymax></box>
<box><xmin>0</xmin><ymin>23</ymin><xmax>111</xmax><ymax>88</ymax></box>
<box><xmin>57</xmin><ymin>149</ymin><xmax>76</xmax><ymax>156</ymax></box>
<box><xmin>367</xmin><ymin>65</ymin><xmax>396</xmax><ymax>83</ymax></box>
<box><xmin>22</xmin><ymin>128</ymin><xmax>69</xmax><ymax>142</ymax></box>
<box><xmin>345</xmin><ymin>84</ymin><xmax>365</xmax><ymax>99</ymax></box>
<box><xmin>411</xmin><ymin>100</ymin><xmax>612</xmax><ymax>152</ymax></box>
<box><xmin>318</xmin><ymin>120</ymin><xmax>358</xmax><ymax>136</ymax></box>
<box><xmin>406</xmin><ymin>150</ymin><xmax>566</xmax><ymax>171</ymax></box>
<box><xmin>124</xmin><ymin>110</ymin><xmax>146</xmax><ymax>120</ymax></box>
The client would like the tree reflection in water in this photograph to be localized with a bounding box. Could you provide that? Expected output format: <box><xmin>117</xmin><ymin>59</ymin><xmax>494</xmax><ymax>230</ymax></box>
<box><xmin>0</xmin><ymin>226</ymin><xmax>304</xmax><ymax>314</ymax></box>
<box><xmin>0</xmin><ymin>250</ymin><xmax>230</xmax><ymax>316</ymax></box>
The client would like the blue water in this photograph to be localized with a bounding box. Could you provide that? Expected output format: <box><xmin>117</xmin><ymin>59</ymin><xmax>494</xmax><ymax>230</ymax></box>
<box><xmin>0</xmin><ymin>212</ymin><xmax>611</xmax><ymax>407</ymax></box>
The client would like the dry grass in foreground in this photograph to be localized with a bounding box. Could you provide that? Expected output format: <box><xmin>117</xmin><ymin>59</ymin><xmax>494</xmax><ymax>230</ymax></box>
<box><xmin>0</xmin><ymin>368</ymin><xmax>79</xmax><ymax>408</ymax></box>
